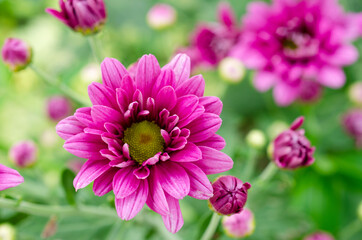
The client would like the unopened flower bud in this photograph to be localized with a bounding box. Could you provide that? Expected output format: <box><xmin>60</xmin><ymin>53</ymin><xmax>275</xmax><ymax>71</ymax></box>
<box><xmin>209</xmin><ymin>176</ymin><xmax>251</xmax><ymax>215</ymax></box>
<box><xmin>9</xmin><ymin>140</ymin><xmax>37</xmax><ymax>168</ymax></box>
<box><xmin>273</xmin><ymin>116</ymin><xmax>315</xmax><ymax>169</ymax></box>
<box><xmin>304</xmin><ymin>231</ymin><xmax>334</xmax><ymax>240</ymax></box>
<box><xmin>342</xmin><ymin>109</ymin><xmax>362</xmax><ymax>148</ymax></box>
<box><xmin>358</xmin><ymin>201</ymin><xmax>362</xmax><ymax>221</ymax></box>
<box><xmin>218</xmin><ymin>57</ymin><xmax>246</xmax><ymax>83</ymax></box>
<box><xmin>0</xmin><ymin>223</ymin><xmax>16</xmax><ymax>240</ymax></box>
<box><xmin>299</xmin><ymin>80</ymin><xmax>322</xmax><ymax>103</ymax></box>
<box><xmin>46</xmin><ymin>0</ymin><xmax>107</xmax><ymax>35</ymax></box>
<box><xmin>46</xmin><ymin>96</ymin><xmax>72</xmax><ymax>121</ymax></box>
<box><xmin>246</xmin><ymin>129</ymin><xmax>266</xmax><ymax>149</ymax></box>
<box><xmin>348</xmin><ymin>82</ymin><xmax>362</xmax><ymax>106</ymax></box>
<box><xmin>222</xmin><ymin>208</ymin><xmax>255</xmax><ymax>238</ymax></box>
<box><xmin>146</xmin><ymin>4</ymin><xmax>176</xmax><ymax>30</ymax></box>
<box><xmin>1</xmin><ymin>38</ymin><xmax>32</xmax><ymax>72</ymax></box>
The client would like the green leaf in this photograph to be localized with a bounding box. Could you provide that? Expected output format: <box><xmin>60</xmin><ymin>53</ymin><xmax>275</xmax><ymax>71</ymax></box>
<box><xmin>61</xmin><ymin>169</ymin><xmax>77</xmax><ymax>206</ymax></box>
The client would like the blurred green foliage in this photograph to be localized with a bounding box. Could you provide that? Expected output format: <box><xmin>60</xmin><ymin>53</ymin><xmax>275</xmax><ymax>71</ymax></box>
<box><xmin>0</xmin><ymin>0</ymin><xmax>361</xmax><ymax>239</ymax></box>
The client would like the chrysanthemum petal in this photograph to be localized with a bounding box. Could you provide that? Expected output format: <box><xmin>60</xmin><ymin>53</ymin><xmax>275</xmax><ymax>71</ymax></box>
<box><xmin>88</xmin><ymin>82</ymin><xmax>117</xmax><ymax>109</ymax></box>
<box><xmin>318</xmin><ymin>66</ymin><xmax>346</xmax><ymax>89</ymax></box>
<box><xmin>175</xmin><ymin>74</ymin><xmax>205</xmax><ymax>97</ymax></box>
<box><xmin>74</xmin><ymin>107</ymin><xmax>94</xmax><ymax>127</ymax></box>
<box><xmin>101</xmin><ymin>58</ymin><xmax>128</xmax><ymax>89</ymax></box>
<box><xmin>163</xmin><ymin>54</ymin><xmax>191</xmax><ymax>84</ymax></box>
<box><xmin>177</xmin><ymin>105</ymin><xmax>205</xmax><ymax>129</ymax></box>
<box><xmin>196</xmin><ymin>134</ymin><xmax>226</xmax><ymax>150</ymax></box>
<box><xmin>115</xmin><ymin>180</ymin><xmax>149</xmax><ymax>220</ymax></box>
<box><xmin>199</xmin><ymin>96</ymin><xmax>223</xmax><ymax>115</ymax></box>
<box><xmin>161</xmin><ymin>193</ymin><xmax>184</xmax><ymax>234</ymax></box>
<box><xmin>73</xmin><ymin>159</ymin><xmax>110</xmax><ymax>190</ymax></box>
<box><xmin>56</xmin><ymin>116</ymin><xmax>86</xmax><ymax>140</ymax></box>
<box><xmin>91</xmin><ymin>105</ymin><xmax>123</xmax><ymax>125</ymax></box>
<box><xmin>0</xmin><ymin>164</ymin><xmax>24</xmax><ymax>191</ymax></box>
<box><xmin>152</xmin><ymin>69</ymin><xmax>176</xmax><ymax>97</ymax></box>
<box><xmin>181</xmin><ymin>163</ymin><xmax>212</xmax><ymax>199</ymax></box>
<box><xmin>195</xmin><ymin>146</ymin><xmax>233</xmax><ymax>174</ymax></box>
<box><xmin>135</xmin><ymin>54</ymin><xmax>161</xmax><ymax>98</ymax></box>
<box><xmin>113</xmin><ymin>167</ymin><xmax>140</xmax><ymax>199</ymax></box>
<box><xmin>146</xmin><ymin>172</ymin><xmax>169</xmax><ymax>215</ymax></box>
<box><xmin>187</xmin><ymin>113</ymin><xmax>222</xmax><ymax>142</ymax></box>
<box><xmin>156</xmin><ymin>161</ymin><xmax>190</xmax><ymax>199</ymax></box>
<box><xmin>273</xmin><ymin>83</ymin><xmax>299</xmax><ymax>106</ymax></box>
<box><xmin>93</xmin><ymin>168</ymin><xmax>118</xmax><ymax>196</ymax></box>
<box><xmin>172</xmin><ymin>95</ymin><xmax>199</xmax><ymax>121</ymax></box>
<box><xmin>64</xmin><ymin>133</ymin><xmax>105</xmax><ymax>159</ymax></box>
<box><xmin>170</xmin><ymin>142</ymin><xmax>202</xmax><ymax>162</ymax></box>
<box><xmin>156</xmin><ymin>86</ymin><xmax>177</xmax><ymax>111</ymax></box>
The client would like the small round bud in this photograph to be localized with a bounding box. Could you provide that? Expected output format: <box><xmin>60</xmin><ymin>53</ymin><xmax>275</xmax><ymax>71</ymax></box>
<box><xmin>146</xmin><ymin>4</ymin><xmax>177</xmax><ymax>30</ymax></box>
<box><xmin>342</xmin><ymin>109</ymin><xmax>362</xmax><ymax>148</ymax></box>
<box><xmin>273</xmin><ymin>116</ymin><xmax>315</xmax><ymax>169</ymax></box>
<box><xmin>0</xmin><ymin>223</ymin><xmax>16</xmax><ymax>240</ymax></box>
<box><xmin>267</xmin><ymin>121</ymin><xmax>289</xmax><ymax>139</ymax></box>
<box><xmin>358</xmin><ymin>201</ymin><xmax>362</xmax><ymax>221</ymax></box>
<box><xmin>9</xmin><ymin>140</ymin><xmax>37</xmax><ymax>168</ymax></box>
<box><xmin>222</xmin><ymin>208</ymin><xmax>255</xmax><ymax>238</ymax></box>
<box><xmin>348</xmin><ymin>82</ymin><xmax>362</xmax><ymax>106</ymax></box>
<box><xmin>1</xmin><ymin>38</ymin><xmax>32</xmax><ymax>72</ymax></box>
<box><xmin>46</xmin><ymin>96</ymin><xmax>72</xmax><ymax>121</ymax></box>
<box><xmin>209</xmin><ymin>176</ymin><xmax>251</xmax><ymax>215</ymax></box>
<box><xmin>246</xmin><ymin>129</ymin><xmax>266</xmax><ymax>149</ymax></box>
<box><xmin>218</xmin><ymin>57</ymin><xmax>246</xmax><ymax>83</ymax></box>
<box><xmin>304</xmin><ymin>231</ymin><xmax>334</xmax><ymax>240</ymax></box>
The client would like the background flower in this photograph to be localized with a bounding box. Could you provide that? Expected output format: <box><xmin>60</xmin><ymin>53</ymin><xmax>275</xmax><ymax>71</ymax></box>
<box><xmin>1</xmin><ymin>38</ymin><xmax>31</xmax><ymax>71</ymax></box>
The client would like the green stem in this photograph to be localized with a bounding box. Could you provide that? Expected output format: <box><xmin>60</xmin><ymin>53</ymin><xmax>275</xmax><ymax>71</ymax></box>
<box><xmin>0</xmin><ymin>197</ymin><xmax>116</xmax><ymax>218</ymax></box>
<box><xmin>255</xmin><ymin>162</ymin><xmax>278</xmax><ymax>185</ymax></box>
<box><xmin>87</xmin><ymin>35</ymin><xmax>102</xmax><ymax>63</ymax></box>
<box><xmin>200</xmin><ymin>213</ymin><xmax>221</xmax><ymax>240</ymax></box>
<box><xmin>243</xmin><ymin>148</ymin><xmax>258</xmax><ymax>180</ymax></box>
<box><xmin>30</xmin><ymin>64</ymin><xmax>89</xmax><ymax>106</ymax></box>
<box><xmin>339</xmin><ymin>219</ymin><xmax>362</xmax><ymax>240</ymax></box>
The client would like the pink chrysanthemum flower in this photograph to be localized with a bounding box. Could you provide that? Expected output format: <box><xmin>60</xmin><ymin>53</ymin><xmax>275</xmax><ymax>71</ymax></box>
<box><xmin>232</xmin><ymin>0</ymin><xmax>362</xmax><ymax>106</ymax></box>
<box><xmin>46</xmin><ymin>96</ymin><xmax>72</xmax><ymax>121</ymax></box>
<box><xmin>9</xmin><ymin>140</ymin><xmax>37</xmax><ymax>168</ymax></box>
<box><xmin>1</xmin><ymin>38</ymin><xmax>32</xmax><ymax>72</ymax></box>
<box><xmin>46</xmin><ymin>0</ymin><xmax>106</xmax><ymax>35</ymax></box>
<box><xmin>180</xmin><ymin>2</ymin><xmax>241</xmax><ymax>69</ymax></box>
<box><xmin>56</xmin><ymin>54</ymin><xmax>233</xmax><ymax>233</ymax></box>
<box><xmin>222</xmin><ymin>208</ymin><xmax>255</xmax><ymax>238</ymax></box>
<box><xmin>0</xmin><ymin>164</ymin><xmax>24</xmax><ymax>191</ymax></box>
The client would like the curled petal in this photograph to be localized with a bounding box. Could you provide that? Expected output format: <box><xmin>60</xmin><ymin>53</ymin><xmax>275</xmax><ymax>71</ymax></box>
<box><xmin>56</xmin><ymin>116</ymin><xmax>85</xmax><ymax>140</ymax></box>
<box><xmin>0</xmin><ymin>164</ymin><xmax>24</xmax><ymax>191</ymax></box>
<box><xmin>113</xmin><ymin>167</ymin><xmax>140</xmax><ymax>199</ymax></box>
<box><xmin>181</xmin><ymin>163</ymin><xmax>213</xmax><ymax>200</ymax></box>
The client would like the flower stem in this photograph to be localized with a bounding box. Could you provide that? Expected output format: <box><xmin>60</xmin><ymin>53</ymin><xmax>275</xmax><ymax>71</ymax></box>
<box><xmin>243</xmin><ymin>148</ymin><xmax>258</xmax><ymax>180</ymax></box>
<box><xmin>339</xmin><ymin>219</ymin><xmax>362</xmax><ymax>240</ymax></box>
<box><xmin>200</xmin><ymin>213</ymin><xmax>221</xmax><ymax>240</ymax></box>
<box><xmin>87</xmin><ymin>35</ymin><xmax>102</xmax><ymax>63</ymax></box>
<box><xmin>29</xmin><ymin>64</ymin><xmax>89</xmax><ymax>106</ymax></box>
<box><xmin>255</xmin><ymin>162</ymin><xmax>278</xmax><ymax>185</ymax></box>
<box><xmin>0</xmin><ymin>197</ymin><xmax>117</xmax><ymax>218</ymax></box>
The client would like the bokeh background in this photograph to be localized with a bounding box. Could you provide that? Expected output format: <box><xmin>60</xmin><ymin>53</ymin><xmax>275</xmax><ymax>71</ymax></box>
<box><xmin>0</xmin><ymin>0</ymin><xmax>361</xmax><ymax>239</ymax></box>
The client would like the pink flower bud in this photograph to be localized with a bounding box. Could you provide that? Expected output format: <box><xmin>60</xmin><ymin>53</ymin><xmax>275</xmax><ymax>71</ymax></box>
<box><xmin>46</xmin><ymin>0</ymin><xmax>107</xmax><ymax>35</ymax></box>
<box><xmin>342</xmin><ymin>109</ymin><xmax>362</xmax><ymax>148</ymax></box>
<box><xmin>273</xmin><ymin>116</ymin><xmax>315</xmax><ymax>169</ymax></box>
<box><xmin>9</xmin><ymin>141</ymin><xmax>37</xmax><ymax>168</ymax></box>
<box><xmin>304</xmin><ymin>231</ymin><xmax>335</xmax><ymax>240</ymax></box>
<box><xmin>1</xmin><ymin>38</ymin><xmax>32</xmax><ymax>72</ymax></box>
<box><xmin>146</xmin><ymin>4</ymin><xmax>176</xmax><ymax>30</ymax></box>
<box><xmin>46</xmin><ymin>96</ymin><xmax>72</xmax><ymax>121</ymax></box>
<box><xmin>299</xmin><ymin>80</ymin><xmax>322</xmax><ymax>103</ymax></box>
<box><xmin>348</xmin><ymin>82</ymin><xmax>362</xmax><ymax>106</ymax></box>
<box><xmin>209</xmin><ymin>176</ymin><xmax>251</xmax><ymax>215</ymax></box>
<box><xmin>0</xmin><ymin>164</ymin><xmax>24</xmax><ymax>191</ymax></box>
<box><xmin>222</xmin><ymin>208</ymin><xmax>255</xmax><ymax>238</ymax></box>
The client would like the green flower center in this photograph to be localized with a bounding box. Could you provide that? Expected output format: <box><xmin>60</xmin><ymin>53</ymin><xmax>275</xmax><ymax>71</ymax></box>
<box><xmin>123</xmin><ymin>120</ymin><xmax>165</xmax><ymax>164</ymax></box>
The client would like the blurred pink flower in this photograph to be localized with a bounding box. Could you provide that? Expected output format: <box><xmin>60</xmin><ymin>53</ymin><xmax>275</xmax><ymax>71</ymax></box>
<box><xmin>1</xmin><ymin>38</ymin><xmax>31</xmax><ymax>72</ymax></box>
<box><xmin>56</xmin><ymin>53</ymin><xmax>233</xmax><ymax>233</ymax></box>
<box><xmin>47</xmin><ymin>96</ymin><xmax>72</xmax><ymax>121</ymax></box>
<box><xmin>9</xmin><ymin>141</ymin><xmax>37</xmax><ymax>168</ymax></box>
<box><xmin>222</xmin><ymin>208</ymin><xmax>255</xmax><ymax>238</ymax></box>
<box><xmin>209</xmin><ymin>176</ymin><xmax>251</xmax><ymax>215</ymax></box>
<box><xmin>232</xmin><ymin>0</ymin><xmax>362</xmax><ymax>106</ymax></box>
<box><xmin>147</xmin><ymin>4</ymin><xmax>176</xmax><ymax>30</ymax></box>
<box><xmin>0</xmin><ymin>164</ymin><xmax>24</xmax><ymax>191</ymax></box>
<box><xmin>304</xmin><ymin>231</ymin><xmax>335</xmax><ymax>240</ymax></box>
<box><xmin>273</xmin><ymin>116</ymin><xmax>315</xmax><ymax>169</ymax></box>
<box><xmin>46</xmin><ymin>0</ymin><xmax>106</xmax><ymax>35</ymax></box>
<box><xmin>180</xmin><ymin>2</ymin><xmax>241</xmax><ymax>69</ymax></box>
<box><xmin>342</xmin><ymin>109</ymin><xmax>362</xmax><ymax>148</ymax></box>
<box><xmin>298</xmin><ymin>80</ymin><xmax>322</xmax><ymax>103</ymax></box>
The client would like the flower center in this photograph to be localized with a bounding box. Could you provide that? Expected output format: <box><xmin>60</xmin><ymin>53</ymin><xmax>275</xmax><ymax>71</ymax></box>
<box><xmin>123</xmin><ymin>120</ymin><xmax>165</xmax><ymax>164</ymax></box>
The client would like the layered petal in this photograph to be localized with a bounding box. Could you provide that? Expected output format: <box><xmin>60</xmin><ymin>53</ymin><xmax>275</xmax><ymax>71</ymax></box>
<box><xmin>161</xmin><ymin>193</ymin><xmax>184</xmax><ymax>234</ymax></box>
<box><xmin>101</xmin><ymin>58</ymin><xmax>128</xmax><ymax>89</ymax></box>
<box><xmin>73</xmin><ymin>159</ymin><xmax>111</xmax><ymax>190</ymax></box>
<box><xmin>181</xmin><ymin>163</ymin><xmax>213</xmax><ymax>199</ymax></box>
<box><xmin>56</xmin><ymin>116</ymin><xmax>86</xmax><ymax>140</ymax></box>
<box><xmin>195</xmin><ymin>146</ymin><xmax>233</xmax><ymax>174</ymax></box>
